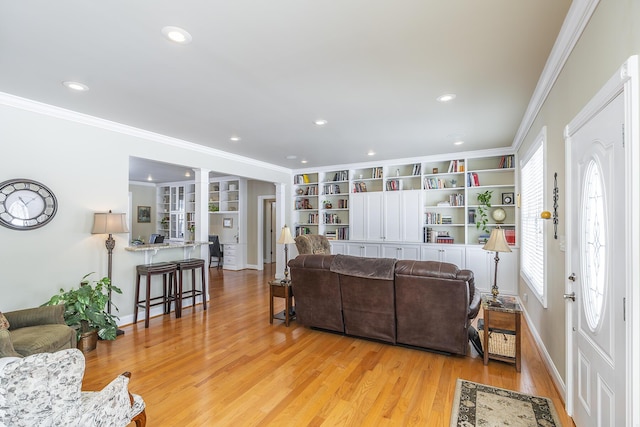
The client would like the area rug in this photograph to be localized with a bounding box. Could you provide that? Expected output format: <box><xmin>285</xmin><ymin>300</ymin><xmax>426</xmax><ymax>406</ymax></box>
<box><xmin>450</xmin><ymin>379</ymin><xmax>562</xmax><ymax>426</ymax></box>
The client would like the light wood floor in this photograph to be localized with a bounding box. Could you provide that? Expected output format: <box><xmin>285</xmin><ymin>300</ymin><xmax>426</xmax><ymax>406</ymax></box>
<box><xmin>82</xmin><ymin>264</ymin><xmax>574</xmax><ymax>426</ymax></box>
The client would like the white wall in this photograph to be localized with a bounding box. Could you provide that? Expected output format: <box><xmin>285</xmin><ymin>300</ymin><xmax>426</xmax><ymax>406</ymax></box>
<box><xmin>515</xmin><ymin>0</ymin><xmax>640</xmax><ymax>385</ymax></box>
<box><xmin>0</xmin><ymin>100</ymin><xmax>291</xmax><ymax>320</ymax></box>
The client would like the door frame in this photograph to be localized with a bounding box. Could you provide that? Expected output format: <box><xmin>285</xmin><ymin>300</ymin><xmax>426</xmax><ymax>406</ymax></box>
<box><xmin>256</xmin><ymin>194</ymin><xmax>276</xmax><ymax>271</ymax></box>
<box><xmin>564</xmin><ymin>55</ymin><xmax>640</xmax><ymax>424</ymax></box>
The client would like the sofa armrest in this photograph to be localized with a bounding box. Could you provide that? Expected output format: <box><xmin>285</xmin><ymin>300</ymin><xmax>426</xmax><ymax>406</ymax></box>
<box><xmin>79</xmin><ymin>373</ymin><xmax>137</xmax><ymax>427</ymax></box>
<box><xmin>4</xmin><ymin>305</ymin><xmax>66</xmax><ymax>330</ymax></box>
<box><xmin>0</xmin><ymin>329</ymin><xmax>21</xmax><ymax>357</ymax></box>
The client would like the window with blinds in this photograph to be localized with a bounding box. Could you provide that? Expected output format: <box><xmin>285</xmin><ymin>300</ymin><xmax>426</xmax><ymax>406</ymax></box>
<box><xmin>520</xmin><ymin>133</ymin><xmax>546</xmax><ymax>306</ymax></box>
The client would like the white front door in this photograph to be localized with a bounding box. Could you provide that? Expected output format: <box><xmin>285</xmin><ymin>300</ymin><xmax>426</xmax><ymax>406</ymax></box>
<box><xmin>567</xmin><ymin>92</ymin><xmax>626</xmax><ymax>426</ymax></box>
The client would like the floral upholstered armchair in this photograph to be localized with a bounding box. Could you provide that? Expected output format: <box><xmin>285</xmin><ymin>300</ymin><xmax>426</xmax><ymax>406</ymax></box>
<box><xmin>0</xmin><ymin>348</ymin><xmax>146</xmax><ymax>427</ymax></box>
<box><xmin>294</xmin><ymin>234</ymin><xmax>331</xmax><ymax>255</ymax></box>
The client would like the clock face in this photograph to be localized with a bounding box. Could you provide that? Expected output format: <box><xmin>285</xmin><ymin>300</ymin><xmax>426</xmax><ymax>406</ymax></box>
<box><xmin>0</xmin><ymin>179</ymin><xmax>57</xmax><ymax>230</ymax></box>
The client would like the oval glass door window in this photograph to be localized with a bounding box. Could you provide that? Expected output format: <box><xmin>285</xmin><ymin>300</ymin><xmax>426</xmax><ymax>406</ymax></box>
<box><xmin>581</xmin><ymin>159</ymin><xmax>607</xmax><ymax>331</ymax></box>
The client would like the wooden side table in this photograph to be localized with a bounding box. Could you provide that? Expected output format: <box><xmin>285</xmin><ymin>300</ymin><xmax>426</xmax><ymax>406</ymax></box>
<box><xmin>269</xmin><ymin>280</ymin><xmax>295</xmax><ymax>326</ymax></box>
<box><xmin>481</xmin><ymin>294</ymin><xmax>522</xmax><ymax>372</ymax></box>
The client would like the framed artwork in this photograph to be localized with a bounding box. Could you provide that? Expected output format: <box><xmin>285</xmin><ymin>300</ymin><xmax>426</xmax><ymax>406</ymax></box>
<box><xmin>223</xmin><ymin>217</ymin><xmax>233</xmax><ymax>228</ymax></box>
<box><xmin>502</xmin><ymin>192</ymin><xmax>514</xmax><ymax>205</ymax></box>
<box><xmin>137</xmin><ymin>206</ymin><xmax>151</xmax><ymax>223</ymax></box>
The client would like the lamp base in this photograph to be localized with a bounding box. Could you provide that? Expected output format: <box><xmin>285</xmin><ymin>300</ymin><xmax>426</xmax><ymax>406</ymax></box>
<box><xmin>488</xmin><ymin>297</ymin><xmax>504</xmax><ymax>307</ymax></box>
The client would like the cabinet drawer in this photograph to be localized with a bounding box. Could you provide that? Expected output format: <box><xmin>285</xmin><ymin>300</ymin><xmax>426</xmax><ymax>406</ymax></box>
<box><xmin>485</xmin><ymin>311</ymin><xmax>516</xmax><ymax>331</ymax></box>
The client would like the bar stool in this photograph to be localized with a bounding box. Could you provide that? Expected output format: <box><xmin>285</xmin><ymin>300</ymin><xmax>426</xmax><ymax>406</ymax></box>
<box><xmin>171</xmin><ymin>258</ymin><xmax>207</xmax><ymax>313</ymax></box>
<box><xmin>134</xmin><ymin>262</ymin><xmax>178</xmax><ymax>328</ymax></box>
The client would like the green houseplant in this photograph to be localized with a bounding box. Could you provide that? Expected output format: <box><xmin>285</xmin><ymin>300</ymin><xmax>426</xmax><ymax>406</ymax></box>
<box><xmin>43</xmin><ymin>273</ymin><xmax>122</xmax><ymax>341</ymax></box>
<box><xmin>476</xmin><ymin>190</ymin><xmax>493</xmax><ymax>234</ymax></box>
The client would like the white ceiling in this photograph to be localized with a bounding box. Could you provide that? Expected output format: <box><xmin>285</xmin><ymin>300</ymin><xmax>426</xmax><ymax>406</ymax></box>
<box><xmin>1</xmin><ymin>1</ymin><xmax>571</xmax><ymax>182</ymax></box>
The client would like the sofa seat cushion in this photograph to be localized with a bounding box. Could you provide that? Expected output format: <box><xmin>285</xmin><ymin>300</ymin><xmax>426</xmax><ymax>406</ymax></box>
<box><xmin>9</xmin><ymin>325</ymin><xmax>76</xmax><ymax>357</ymax></box>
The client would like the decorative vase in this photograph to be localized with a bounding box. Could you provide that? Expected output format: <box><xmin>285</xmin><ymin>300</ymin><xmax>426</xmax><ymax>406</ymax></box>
<box><xmin>77</xmin><ymin>330</ymin><xmax>98</xmax><ymax>353</ymax></box>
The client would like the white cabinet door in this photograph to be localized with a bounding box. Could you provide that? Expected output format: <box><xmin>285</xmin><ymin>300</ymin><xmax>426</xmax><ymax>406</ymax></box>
<box><xmin>346</xmin><ymin>242</ymin><xmax>380</xmax><ymax>258</ymax></box>
<box><xmin>382</xmin><ymin>244</ymin><xmax>421</xmax><ymax>260</ymax></box>
<box><xmin>329</xmin><ymin>241</ymin><xmax>346</xmax><ymax>255</ymax></box>
<box><xmin>465</xmin><ymin>246</ymin><xmax>518</xmax><ymax>295</ymax></box>
<box><xmin>383</xmin><ymin>190</ymin><xmax>422</xmax><ymax>243</ymax></box>
<box><xmin>349</xmin><ymin>193</ymin><xmax>366</xmax><ymax>240</ymax></box>
<box><xmin>421</xmin><ymin>245</ymin><xmax>465</xmax><ymax>266</ymax></box>
<box><xmin>365</xmin><ymin>192</ymin><xmax>384</xmax><ymax>241</ymax></box>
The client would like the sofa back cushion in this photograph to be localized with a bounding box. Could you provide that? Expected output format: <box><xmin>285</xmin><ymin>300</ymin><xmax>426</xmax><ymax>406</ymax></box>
<box><xmin>288</xmin><ymin>255</ymin><xmax>343</xmax><ymax>332</ymax></box>
<box><xmin>332</xmin><ymin>255</ymin><xmax>397</xmax><ymax>344</ymax></box>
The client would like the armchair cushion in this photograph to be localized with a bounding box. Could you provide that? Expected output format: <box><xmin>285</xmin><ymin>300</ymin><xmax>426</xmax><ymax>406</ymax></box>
<box><xmin>294</xmin><ymin>234</ymin><xmax>331</xmax><ymax>254</ymax></box>
<box><xmin>0</xmin><ymin>305</ymin><xmax>76</xmax><ymax>357</ymax></box>
<box><xmin>0</xmin><ymin>313</ymin><xmax>9</xmax><ymax>331</ymax></box>
<box><xmin>0</xmin><ymin>348</ymin><xmax>146</xmax><ymax>427</ymax></box>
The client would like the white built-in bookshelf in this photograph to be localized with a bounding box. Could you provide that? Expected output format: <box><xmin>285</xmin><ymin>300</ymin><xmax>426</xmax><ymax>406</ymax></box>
<box><xmin>292</xmin><ymin>153</ymin><xmax>516</xmax><ymax>246</ymax></box>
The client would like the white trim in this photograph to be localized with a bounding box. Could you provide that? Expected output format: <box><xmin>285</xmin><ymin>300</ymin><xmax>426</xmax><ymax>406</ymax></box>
<box><xmin>564</xmin><ymin>55</ymin><xmax>639</xmax><ymax>425</ymax></box>
<box><xmin>256</xmin><ymin>194</ymin><xmax>276</xmax><ymax>272</ymax></box>
<box><xmin>0</xmin><ymin>91</ymin><xmax>291</xmax><ymax>175</ymax></box>
<box><xmin>512</xmin><ymin>0</ymin><xmax>601</xmax><ymax>151</ymax></box>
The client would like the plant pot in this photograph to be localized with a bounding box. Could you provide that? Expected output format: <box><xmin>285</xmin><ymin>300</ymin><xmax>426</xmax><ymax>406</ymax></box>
<box><xmin>77</xmin><ymin>330</ymin><xmax>98</xmax><ymax>353</ymax></box>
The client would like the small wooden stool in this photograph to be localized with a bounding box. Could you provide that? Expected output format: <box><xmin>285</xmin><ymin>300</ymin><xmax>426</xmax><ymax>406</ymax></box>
<box><xmin>171</xmin><ymin>258</ymin><xmax>207</xmax><ymax>315</ymax></box>
<box><xmin>134</xmin><ymin>262</ymin><xmax>178</xmax><ymax>328</ymax></box>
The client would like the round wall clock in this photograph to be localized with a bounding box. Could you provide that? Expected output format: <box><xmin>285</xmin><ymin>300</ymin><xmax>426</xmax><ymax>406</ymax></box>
<box><xmin>0</xmin><ymin>179</ymin><xmax>58</xmax><ymax>230</ymax></box>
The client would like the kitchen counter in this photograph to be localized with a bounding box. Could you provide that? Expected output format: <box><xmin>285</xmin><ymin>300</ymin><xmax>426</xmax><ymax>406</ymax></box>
<box><xmin>125</xmin><ymin>241</ymin><xmax>209</xmax><ymax>264</ymax></box>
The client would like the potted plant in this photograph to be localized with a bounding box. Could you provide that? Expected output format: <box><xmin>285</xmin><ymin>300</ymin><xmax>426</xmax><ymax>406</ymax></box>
<box><xmin>476</xmin><ymin>190</ymin><xmax>493</xmax><ymax>234</ymax></box>
<box><xmin>323</xmin><ymin>200</ymin><xmax>333</xmax><ymax>209</ymax></box>
<box><xmin>43</xmin><ymin>273</ymin><xmax>122</xmax><ymax>351</ymax></box>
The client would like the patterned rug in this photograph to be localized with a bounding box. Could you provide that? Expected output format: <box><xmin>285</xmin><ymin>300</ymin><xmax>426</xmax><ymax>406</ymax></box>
<box><xmin>450</xmin><ymin>379</ymin><xmax>562</xmax><ymax>426</ymax></box>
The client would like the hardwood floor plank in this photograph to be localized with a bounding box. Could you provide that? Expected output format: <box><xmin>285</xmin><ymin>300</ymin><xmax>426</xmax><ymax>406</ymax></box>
<box><xmin>81</xmin><ymin>264</ymin><xmax>574</xmax><ymax>426</ymax></box>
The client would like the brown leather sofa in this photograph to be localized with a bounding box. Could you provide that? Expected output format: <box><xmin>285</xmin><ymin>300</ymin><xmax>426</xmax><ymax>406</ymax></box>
<box><xmin>288</xmin><ymin>254</ymin><xmax>480</xmax><ymax>355</ymax></box>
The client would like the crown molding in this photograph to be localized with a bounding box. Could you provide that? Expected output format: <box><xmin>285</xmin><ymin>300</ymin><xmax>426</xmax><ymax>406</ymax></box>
<box><xmin>0</xmin><ymin>92</ymin><xmax>291</xmax><ymax>175</ymax></box>
<box><xmin>512</xmin><ymin>0</ymin><xmax>601</xmax><ymax>150</ymax></box>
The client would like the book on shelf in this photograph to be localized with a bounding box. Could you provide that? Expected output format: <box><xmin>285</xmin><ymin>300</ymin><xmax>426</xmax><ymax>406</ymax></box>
<box><xmin>353</xmin><ymin>181</ymin><xmax>367</xmax><ymax>192</ymax></box>
<box><xmin>468</xmin><ymin>208</ymin><xmax>476</xmax><ymax>224</ymax></box>
<box><xmin>332</xmin><ymin>170</ymin><xmax>348</xmax><ymax>181</ymax></box>
<box><xmin>467</xmin><ymin>172</ymin><xmax>480</xmax><ymax>187</ymax></box>
<box><xmin>447</xmin><ymin>160</ymin><xmax>465</xmax><ymax>173</ymax></box>
<box><xmin>386</xmin><ymin>179</ymin><xmax>403</xmax><ymax>191</ymax></box>
<box><xmin>303</xmin><ymin>174</ymin><xmax>310</xmax><ymax>183</ymax></box>
<box><xmin>412</xmin><ymin>163</ymin><xmax>421</xmax><ymax>175</ymax></box>
<box><xmin>338</xmin><ymin>199</ymin><xmax>348</xmax><ymax>209</ymax></box>
<box><xmin>504</xmin><ymin>228</ymin><xmax>516</xmax><ymax>245</ymax></box>
<box><xmin>424</xmin><ymin>177</ymin><xmax>447</xmax><ymax>189</ymax></box>
<box><xmin>499</xmin><ymin>155</ymin><xmax>515</xmax><ymax>169</ymax></box>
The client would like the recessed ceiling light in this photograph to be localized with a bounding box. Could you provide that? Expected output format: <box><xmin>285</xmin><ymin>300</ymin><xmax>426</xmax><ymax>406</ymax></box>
<box><xmin>286</xmin><ymin>155</ymin><xmax>297</xmax><ymax>160</ymax></box>
<box><xmin>147</xmin><ymin>175</ymin><xmax>153</xmax><ymax>181</ymax></box>
<box><xmin>62</xmin><ymin>81</ymin><xmax>89</xmax><ymax>92</ymax></box>
<box><xmin>301</xmin><ymin>160</ymin><xmax>308</xmax><ymax>164</ymax></box>
<box><xmin>185</xmin><ymin>171</ymin><xmax>191</xmax><ymax>177</ymax></box>
<box><xmin>453</xmin><ymin>140</ymin><xmax>465</xmax><ymax>146</ymax></box>
<box><xmin>437</xmin><ymin>94</ymin><xmax>456</xmax><ymax>103</ymax></box>
<box><xmin>161</xmin><ymin>26</ymin><xmax>193</xmax><ymax>44</ymax></box>
<box><xmin>230</xmin><ymin>136</ymin><xmax>241</xmax><ymax>142</ymax></box>
<box><xmin>368</xmin><ymin>151</ymin><xmax>376</xmax><ymax>156</ymax></box>
<box><xmin>314</xmin><ymin>119</ymin><xmax>328</xmax><ymax>126</ymax></box>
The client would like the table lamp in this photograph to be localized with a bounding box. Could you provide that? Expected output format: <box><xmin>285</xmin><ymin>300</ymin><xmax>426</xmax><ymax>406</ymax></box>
<box><xmin>92</xmin><ymin>210</ymin><xmax>129</xmax><ymax>333</ymax></box>
<box><xmin>277</xmin><ymin>225</ymin><xmax>296</xmax><ymax>282</ymax></box>
<box><xmin>482</xmin><ymin>226</ymin><xmax>512</xmax><ymax>306</ymax></box>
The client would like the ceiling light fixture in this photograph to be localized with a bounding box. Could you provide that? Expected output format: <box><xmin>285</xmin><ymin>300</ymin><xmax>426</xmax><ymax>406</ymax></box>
<box><xmin>230</xmin><ymin>136</ymin><xmax>241</xmax><ymax>142</ymax></box>
<box><xmin>437</xmin><ymin>94</ymin><xmax>456</xmax><ymax>103</ymax></box>
<box><xmin>161</xmin><ymin>26</ymin><xmax>193</xmax><ymax>44</ymax></box>
<box><xmin>286</xmin><ymin>155</ymin><xmax>297</xmax><ymax>160</ymax></box>
<box><xmin>147</xmin><ymin>175</ymin><xmax>153</xmax><ymax>181</ymax></box>
<box><xmin>301</xmin><ymin>160</ymin><xmax>308</xmax><ymax>164</ymax></box>
<box><xmin>62</xmin><ymin>81</ymin><xmax>89</xmax><ymax>92</ymax></box>
<box><xmin>314</xmin><ymin>119</ymin><xmax>328</xmax><ymax>126</ymax></box>
<box><xmin>185</xmin><ymin>171</ymin><xmax>191</xmax><ymax>177</ymax></box>
<box><xmin>454</xmin><ymin>140</ymin><xmax>465</xmax><ymax>146</ymax></box>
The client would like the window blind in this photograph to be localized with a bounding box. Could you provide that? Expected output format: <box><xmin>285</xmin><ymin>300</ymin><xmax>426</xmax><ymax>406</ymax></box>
<box><xmin>520</xmin><ymin>141</ymin><xmax>545</xmax><ymax>299</ymax></box>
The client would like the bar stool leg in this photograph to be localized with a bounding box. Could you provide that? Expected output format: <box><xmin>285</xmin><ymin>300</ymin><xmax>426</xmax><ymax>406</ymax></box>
<box><xmin>200</xmin><ymin>264</ymin><xmax>207</xmax><ymax>310</ymax></box>
<box><xmin>134</xmin><ymin>273</ymin><xmax>141</xmax><ymax>323</ymax></box>
<box><xmin>145</xmin><ymin>274</ymin><xmax>152</xmax><ymax>328</ymax></box>
<box><xmin>174</xmin><ymin>270</ymin><xmax>181</xmax><ymax>318</ymax></box>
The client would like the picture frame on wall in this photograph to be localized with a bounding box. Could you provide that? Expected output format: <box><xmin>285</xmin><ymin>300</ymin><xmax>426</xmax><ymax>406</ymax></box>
<box><xmin>502</xmin><ymin>192</ymin><xmax>514</xmax><ymax>205</ymax></box>
<box><xmin>223</xmin><ymin>218</ymin><xmax>233</xmax><ymax>228</ymax></box>
<box><xmin>137</xmin><ymin>206</ymin><xmax>151</xmax><ymax>223</ymax></box>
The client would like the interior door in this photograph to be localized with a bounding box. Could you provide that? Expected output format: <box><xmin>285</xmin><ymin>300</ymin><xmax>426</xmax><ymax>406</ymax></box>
<box><xmin>567</xmin><ymin>92</ymin><xmax>626</xmax><ymax>426</ymax></box>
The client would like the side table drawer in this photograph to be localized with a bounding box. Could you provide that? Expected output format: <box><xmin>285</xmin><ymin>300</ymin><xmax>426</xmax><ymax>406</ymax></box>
<box><xmin>486</xmin><ymin>310</ymin><xmax>516</xmax><ymax>331</ymax></box>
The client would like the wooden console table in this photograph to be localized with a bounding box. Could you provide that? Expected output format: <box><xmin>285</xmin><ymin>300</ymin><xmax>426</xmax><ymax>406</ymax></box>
<box><xmin>269</xmin><ymin>280</ymin><xmax>295</xmax><ymax>326</ymax></box>
<box><xmin>481</xmin><ymin>293</ymin><xmax>522</xmax><ymax>372</ymax></box>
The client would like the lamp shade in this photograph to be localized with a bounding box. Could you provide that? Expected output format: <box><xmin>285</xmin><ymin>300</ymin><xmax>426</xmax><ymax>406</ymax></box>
<box><xmin>277</xmin><ymin>225</ymin><xmax>296</xmax><ymax>245</ymax></box>
<box><xmin>91</xmin><ymin>211</ymin><xmax>129</xmax><ymax>234</ymax></box>
<box><xmin>482</xmin><ymin>227</ymin><xmax>512</xmax><ymax>253</ymax></box>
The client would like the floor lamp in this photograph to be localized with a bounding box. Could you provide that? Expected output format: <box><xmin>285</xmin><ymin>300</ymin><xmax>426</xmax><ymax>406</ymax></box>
<box><xmin>277</xmin><ymin>225</ymin><xmax>296</xmax><ymax>282</ymax></box>
<box><xmin>482</xmin><ymin>226</ymin><xmax>512</xmax><ymax>306</ymax></box>
<box><xmin>92</xmin><ymin>210</ymin><xmax>129</xmax><ymax>334</ymax></box>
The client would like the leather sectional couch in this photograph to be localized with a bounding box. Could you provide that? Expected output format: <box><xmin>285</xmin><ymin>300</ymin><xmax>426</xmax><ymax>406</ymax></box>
<box><xmin>288</xmin><ymin>254</ymin><xmax>481</xmax><ymax>355</ymax></box>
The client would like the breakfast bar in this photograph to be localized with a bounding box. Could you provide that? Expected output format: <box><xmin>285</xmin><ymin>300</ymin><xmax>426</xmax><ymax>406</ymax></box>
<box><xmin>125</xmin><ymin>241</ymin><xmax>209</xmax><ymax>264</ymax></box>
